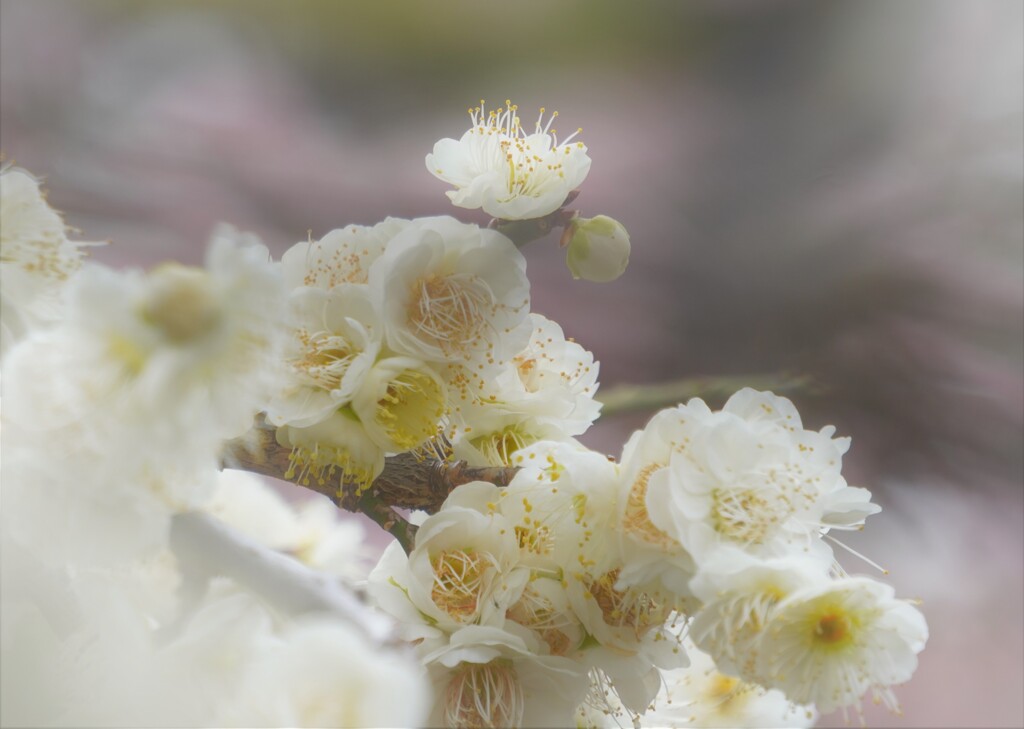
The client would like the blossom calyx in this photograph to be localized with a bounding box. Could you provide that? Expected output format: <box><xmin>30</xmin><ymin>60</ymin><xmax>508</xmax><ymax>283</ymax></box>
<box><xmin>564</xmin><ymin>215</ymin><xmax>630</xmax><ymax>283</ymax></box>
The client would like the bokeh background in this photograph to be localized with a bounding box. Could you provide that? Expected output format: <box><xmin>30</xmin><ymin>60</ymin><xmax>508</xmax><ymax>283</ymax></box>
<box><xmin>2</xmin><ymin>1</ymin><xmax>1021</xmax><ymax>726</ymax></box>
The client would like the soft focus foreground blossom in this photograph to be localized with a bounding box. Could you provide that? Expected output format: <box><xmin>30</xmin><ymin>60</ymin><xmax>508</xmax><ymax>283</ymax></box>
<box><xmin>427</xmin><ymin>100</ymin><xmax>591</xmax><ymax>220</ymax></box>
<box><xmin>565</xmin><ymin>215</ymin><xmax>631</xmax><ymax>283</ymax></box>
<box><xmin>639</xmin><ymin>637</ymin><xmax>817</xmax><ymax>729</ymax></box>
<box><xmin>2</xmin><ymin>227</ymin><xmax>286</xmax><ymax>565</ymax></box>
<box><xmin>6</xmin><ymin>225</ymin><xmax>284</xmax><ymax>453</ymax></box>
<box><xmin>221</xmin><ymin>616</ymin><xmax>431</xmax><ymax>728</ymax></box>
<box><xmin>0</xmin><ymin>165</ymin><xmax>98</xmax><ymax>355</ymax></box>
<box><xmin>205</xmin><ymin>469</ymin><xmax>377</xmax><ymax>580</ymax></box>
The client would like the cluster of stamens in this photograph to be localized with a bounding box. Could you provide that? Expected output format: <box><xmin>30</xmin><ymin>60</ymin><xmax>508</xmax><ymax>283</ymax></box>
<box><xmin>408</xmin><ymin>273</ymin><xmax>495</xmax><ymax>356</ymax></box>
<box><xmin>466</xmin><ymin>100</ymin><xmax>585</xmax><ymax>197</ymax></box>
<box><xmin>444</xmin><ymin>660</ymin><xmax>524</xmax><ymax>729</ymax></box>
<box><xmin>431</xmin><ymin>548</ymin><xmax>493</xmax><ymax>621</ymax></box>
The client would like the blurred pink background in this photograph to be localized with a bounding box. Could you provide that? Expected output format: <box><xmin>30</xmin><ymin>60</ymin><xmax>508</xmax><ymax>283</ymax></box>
<box><xmin>2</xmin><ymin>2</ymin><xmax>1021</xmax><ymax>726</ymax></box>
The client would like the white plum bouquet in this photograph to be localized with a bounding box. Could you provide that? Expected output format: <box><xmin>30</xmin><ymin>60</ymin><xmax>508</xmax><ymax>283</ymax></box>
<box><xmin>0</xmin><ymin>101</ymin><xmax>926</xmax><ymax>728</ymax></box>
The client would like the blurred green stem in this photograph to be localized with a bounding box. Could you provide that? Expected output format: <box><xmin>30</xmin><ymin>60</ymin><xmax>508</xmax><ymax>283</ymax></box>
<box><xmin>596</xmin><ymin>372</ymin><xmax>818</xmax><ymax>418</ymax></box>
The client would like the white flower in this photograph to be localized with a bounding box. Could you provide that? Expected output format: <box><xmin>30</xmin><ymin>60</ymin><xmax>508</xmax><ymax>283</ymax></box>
<box><xmin>276</xmin><ymin>412</ymin><xmax>385</xmax><ymax>491</ymax></box>
<box><xmin>351</xmin><ymin>355</ymin><xmax>448</xmax><ymax>453</ymax></box>
<box><xmin>423</xmin><ymin>623</ymin><xmax>588</xmax><ymax>729</ymax></box>
<box><xmin>368</xmin><ymin>500</ymin><xmax>528</xmax><ymax>642</ymax></box>
<box><xmin>368</xmin><ymin>215</ymin><xmax>531</xmax><ymax>371</ymax></box>
<box><xmin>451</xmin><ymin>314</ymin><xmax>601</xmax><ymax>457</ymax></box>
<box><xmin>0</xmin><ymin>165</ymin><xmax>97</xmax><ymax>354</ymax></box>
<box><xmin>510</xmin><ymin>314</ymin><xmax>601</xmax><ymax>435</ymax></box>
<box><xmin>280</xmin><ymin>218</ymin><xmax>410</xmax><ymax>289</ymax></box>
<box><xmin>276</xmin><ymin>354</ymin><xmax>447</xmax><ymax>491</ymax></box>
<box><xmin>205</xmin><ymin>469</ymin><xmax>375</xmax><ymax>580</ymax></box>
<box><xmin>452</xmin><ymin>413</ymin><xmax>577</xmax><ymax>468</ymax></box>
<box><xmin>267</xmin><ymin>283</ymin><xmax>389</xmax><ymax>491</ymax></box>
<box><xmin>221</xmin><ymin>615</ymin><xmax>431</xmax><ymax>728</ymax></box>
<box><xmin>616</xmin><ymin>406</ymin><xmax>703</xmax><ymax>595</ymax></box>
<box><xmin>641</xmin><ymin>636</ymin><xmax>817</xmax><ymax>729</ymax></box>
<box><xmin>687</xmin><ymin>550</ymin><xmax>830</xmax><ymax>679</ymax></box>
<box><xmin>1</xmin><ymin>229</ymin><xmax>284</xmax><ymax>564</ymax></box>
<box><xmin>267</xmin><ymin>284</ymin><xmax>381</xmax><ymax>428</ymax></box>
<box><xmin>565</xmin><ymin>215</ymin><xmax>631</xmax><ymax>283</ymax></box>
<box><xmin>753</xmin><ymin>576</ymin><xmax>928</xmax><ymax>715</ymax></box>
<box><xmin>426</xmin><ymin>100</ymin><xmax>591</xmax><ymax>220</ymax></box>
<box><xmin>496</xmin><ymin>441</ymin><xmax>621</xmax><ymax>576</ymax></box>
<box><xmin>639</xmin><ymin>390</ymin><xmax>880</xmax><ymax>565</ymax></box>
<box><xmin>6</xmin><ymin>226</ymin><xmax>284</xmax><ymax>450</ymax></box>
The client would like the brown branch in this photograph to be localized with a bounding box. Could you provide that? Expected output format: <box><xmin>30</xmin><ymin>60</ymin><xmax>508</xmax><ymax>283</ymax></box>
<box><xmin>222</xmin><ymin>373</ymin><xmax>812</xmax><ymax>551</ymax></box>
<box><xmin>222</xmin><ymin>416</ymin><xmax>519</xmax><ymax>552</ymax></box>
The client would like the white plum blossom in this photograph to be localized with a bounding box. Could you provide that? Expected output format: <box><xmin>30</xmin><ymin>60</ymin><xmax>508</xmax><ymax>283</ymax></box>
<box><xmin>0</xmin><ymin>165</ymin><xmax>98</xmax><ymax>355</ymax></box>
<box><xmin>687</xmin><ymin>550</ymin><xmax>831</xmax><ymax>679</ymax></box>
<box><xmin>754</xmin><ymin>576</ymin><xmax>928</xmax><ymax>716</ymax></box>
<box><xmin>369</xmin><ymin>215</ymin><xmax>531</xmax><ymax>371</ymax></box>
<box><xmin>616</xmin><ymin>406</ymin><xmax>703</xmax><ymax>594</ymax></box>
<box><xmin>351</xmin><ymin>355</ymin><xmax>448</xmax><ymax>453</ymax></box>
<box><xmin>423</xmin><ymin>624</ymin><xmax>589</xmax><ymax>729</ymax></box>
<box><xmin>268</xmin><ymin>284</ymin><xmax>381</xmax><ymax>428</ymax></box>
<box><xmin>2</xmin><ymin>228</ymin><xmax>285</xmax><ymax>565</ymax></box>
<box><xmin>451</xmin><ymin>314</ymin><xmax>601</xmax><ymax>467</ymax></box>
<box><xmin>280</xmin><ymin>218</ymin><xmax>410</xmax><ymax>289</ymax></box>
<box><xmin>426</xmin><ymin>100</ymin><xmax>592</xmax><ymax>220</ymax></box>
<box><xmin>221</xmin><ymin>616</ymin><xmax>431</xmax><ymax>728</ymax></box>
<box><xmin>496</xmin><ymin>441</ymin><xmax>621</xmax><ymax>575</ymax></box>
<box><xmin>204</xmin><ymin>469</ymin><xmax>377</xmax><ymax>580</ymax></box>
<box><xmin>368</xmin><ymin>498</ymin><xmax>529</xmax><ymax>642</ymax></box>
<box><xmin>640</xmin><ymin>636</ymin><xmax>817</xmax><ymax>729</ymax></box>
<box><xmin>5</xmin><ymin>226</ymin><xmax>285</xmax><ymax>455</ymax></box>
<box><xmin>637</xmin><ymin>390</ymin><xmax>880</xmax><ymax>566</ymax></box>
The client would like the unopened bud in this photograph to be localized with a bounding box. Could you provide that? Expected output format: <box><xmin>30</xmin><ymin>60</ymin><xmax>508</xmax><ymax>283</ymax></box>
<box><xmin>564</xmin><ymin>215</ymin><xmax>630</xmax><ymax>283</ymax></box>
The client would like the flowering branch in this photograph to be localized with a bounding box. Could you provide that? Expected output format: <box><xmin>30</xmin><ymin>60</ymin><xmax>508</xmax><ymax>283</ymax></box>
<box><xmin>224</xmin><ymin>372</ymin><xmax>813</xmax><ymax>551</ymax></box>
<box><xmin>223</xmin><ymin>416</ymin><xmax>519</xmax><ymax>551</ymax></box>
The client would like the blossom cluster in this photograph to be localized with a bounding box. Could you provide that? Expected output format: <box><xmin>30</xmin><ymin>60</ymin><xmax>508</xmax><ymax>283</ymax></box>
<box><xmin>268</xmin><ymin>214</ymin><xmax>601</xmax><ymax>491</ymax></box>
<box><xmin>0</xmin><ymin>99</ymin><xmax>927</xmax><ymax>729</ymax></box>
<box><xmin>367</xmin><ymin>390</ymin><xmax>927</xmax><ymax>727</ymax></box>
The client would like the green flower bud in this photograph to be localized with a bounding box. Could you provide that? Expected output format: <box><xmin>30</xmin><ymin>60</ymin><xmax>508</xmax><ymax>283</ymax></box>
<box><xmin>564</xmin><ymin>215</ymin><xmax>630</xmax><ymax>283</ymax></box>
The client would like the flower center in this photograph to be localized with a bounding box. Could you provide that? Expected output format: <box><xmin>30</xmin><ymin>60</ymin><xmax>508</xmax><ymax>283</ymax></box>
<box><xmin>296</xmin><ymin>330</ymin><xmax>356</xmax><ymax>391</ymax></box>
<box><xmin>587</xmin><ymin>569</ymin><xmax>670</xmax><ymax>638</ymax></box>
<box><xmin>814</xmin><ymin>612</ymin><xmax>852</xmax><ymax>646</ymax></box>
<box><xmin>444</xmin><ymin>660</ymin><xmax>524</xmax><ymax>729</ymax></box>
<box><xmin>141</xmin><ymin>264</ymin><xmax>221</xmax><ymax>344</ymax></box>
<box><xmin>466</xmin><ymin>100</ymin><xmax>585</xmax><ymax>200</ymax></box>
<box><xmin>431</xmin><ymin>549</ymin><xmax>493</xmax><ymax>621</ymax></box>
<box><xmin>408</xmin><ymin>273</ymin><xmax>494</xmax><ymax>356</ymax></box>
<box><xmin>507</xmin><ymin>586</ymin><xmax>575</xmax><ymax>656</ymax></box>
<box><xmin>375</xmin><ymin>368</ymin><xmax>445</xmax><ymax>451</ymax></box>
<box><xmin>710</xmin><ymin>483</ymin><xmax>796</xmax><ymax>545</ymax></box>
<box><xmin>622</xmin><ymin>463</ymin><xmax>676</xmax><ymax>548</ymax></box>
<box><xmin>471</xmin><ymin>424</ymin><xmax>536</xmax><ymax>467</ymax></box>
